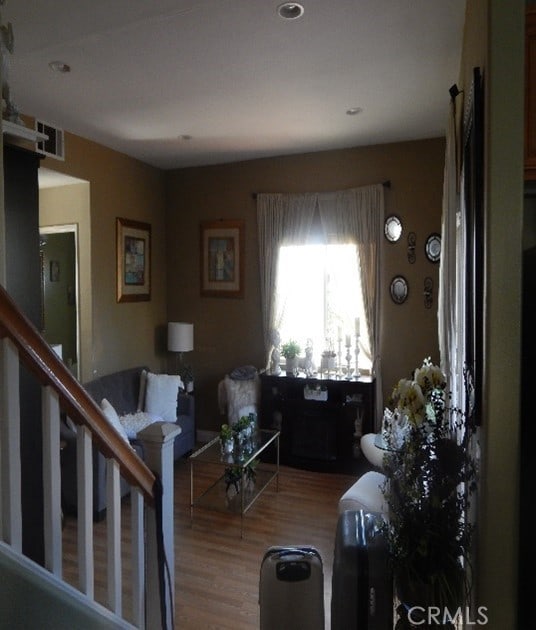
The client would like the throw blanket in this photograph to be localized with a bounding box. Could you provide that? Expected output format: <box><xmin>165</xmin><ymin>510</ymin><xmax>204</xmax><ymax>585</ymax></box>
<box><xmin>218</xmin><ymin>374</ymin><xmax>260</xmax><ymax>424</ymax></box>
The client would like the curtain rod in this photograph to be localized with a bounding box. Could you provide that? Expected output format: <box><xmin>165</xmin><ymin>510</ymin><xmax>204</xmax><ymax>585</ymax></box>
<box><xmin>252</xmin><ymin>180</ymin><xmax>391</xmax><ymax>200</ymax></box>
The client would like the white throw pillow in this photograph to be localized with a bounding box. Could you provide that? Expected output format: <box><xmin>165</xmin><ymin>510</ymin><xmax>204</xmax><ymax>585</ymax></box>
<box><xmin>144</xmin><ymin>372</ymin><xmax>181</xmax><ymax>422</ymax></box>
<box><xmin>120</xmin><ymin>411</ymin><xmax>162</xmax><ymax>439</ymax></box>
<box><xmin>100</xmin><ymin>398</ymin><xmax>130</xmax><ymax>445</ymax></box>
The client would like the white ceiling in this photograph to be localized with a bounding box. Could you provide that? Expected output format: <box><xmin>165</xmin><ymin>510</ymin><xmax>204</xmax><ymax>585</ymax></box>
<box><xmin>4</xmin><ymin>1</ymin><xmax>466</xmax><ymax>170</ymax></box>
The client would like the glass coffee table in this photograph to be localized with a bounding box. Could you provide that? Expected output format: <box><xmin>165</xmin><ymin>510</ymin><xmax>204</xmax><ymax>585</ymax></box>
<box><xmin>189</xmin><ymin>429</ymin><xmax>280</xmax><ymax>537</ymax></box>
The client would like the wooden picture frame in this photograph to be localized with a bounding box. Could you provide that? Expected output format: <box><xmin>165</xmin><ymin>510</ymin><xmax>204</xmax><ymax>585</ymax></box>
<box><xmin>200</xmin><ymin>219</ymin><xmax>244</xmax><ymax>298</ymax></box>
<box><xmin>116</xmin><ymin>217</ymin><xmax>151</xmax><ymax>302</ymax></box>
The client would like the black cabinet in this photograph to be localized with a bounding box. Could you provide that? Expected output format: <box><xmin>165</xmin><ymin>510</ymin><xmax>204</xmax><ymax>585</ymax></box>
<box><xmin>3</xmin><ymin>144</ymin><xmax>43</xmax><ymax>564</ymax></box>
<box><xmin>260</xmin><ymin>373</ymin><xmax>375</xmax><ymax>473</ymax></box>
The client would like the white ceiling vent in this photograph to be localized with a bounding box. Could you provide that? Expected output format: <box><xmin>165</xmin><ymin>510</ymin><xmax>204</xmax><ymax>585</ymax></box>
<box><xmin>35</xmin><ymin>120</ymin><xmax>65</xmax><ymax>161</ymax></box>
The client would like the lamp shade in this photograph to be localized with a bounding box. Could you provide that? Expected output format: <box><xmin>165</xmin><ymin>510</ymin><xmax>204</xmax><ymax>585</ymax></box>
<box><xmin>167</xmin><ymin>322</ymin><xmax>194</xmax><ymax>352</ymax></box>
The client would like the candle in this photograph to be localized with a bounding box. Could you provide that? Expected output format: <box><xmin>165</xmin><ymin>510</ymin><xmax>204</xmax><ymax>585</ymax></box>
<box><xmin>355</xmin><ymin>317</ymin><xmax>360</xmax><ymax>336</ymax></box>
<box><xmin>337</xmin><ymin>326</ymin><xmax>342</xmax><ymax>341</ymax></box>
<box><xmin>345</xmin><ymin>334</ymin><xmax>351</xmax><ymax>347</ymax></box>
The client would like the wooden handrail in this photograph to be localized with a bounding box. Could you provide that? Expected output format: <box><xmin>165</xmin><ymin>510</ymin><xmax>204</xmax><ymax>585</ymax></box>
<box><xmin>0</xmin><ymin>285</ymin><xmax>155</xmax><ymax>506</ymax></box>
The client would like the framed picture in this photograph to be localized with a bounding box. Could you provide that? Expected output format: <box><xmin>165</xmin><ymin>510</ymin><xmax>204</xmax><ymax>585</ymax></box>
<box><xmin>116</xmin><ymin>217</ymin><xmax>151</xmax><ymax>302</ymax></box>
<box><xmin>200</xmin><ymin>219</ymin><xmax>244</xmax><ymax>298</ymax></box>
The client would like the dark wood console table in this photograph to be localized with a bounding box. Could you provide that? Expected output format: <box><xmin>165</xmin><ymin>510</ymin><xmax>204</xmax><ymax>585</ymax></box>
<box><xmin>259</xmin><ymin>372</ymin><xmax>375</xmax><ymax>473</ymax></box>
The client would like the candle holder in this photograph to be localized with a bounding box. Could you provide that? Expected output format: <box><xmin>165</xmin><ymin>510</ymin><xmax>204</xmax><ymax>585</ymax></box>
<box><xmin>337</xmin><ymin>337</ymin><xmax>343</xmax><ymax>378</ymax></box>
<box><xmin>345</xmin><ymin>348</ymin><xmax>352</xmax><ymax>379</ymax></box>
<box><xmin>354</xmin><ymin>335</ymin><xmax>361</xmax><ymax>378</ymax></box>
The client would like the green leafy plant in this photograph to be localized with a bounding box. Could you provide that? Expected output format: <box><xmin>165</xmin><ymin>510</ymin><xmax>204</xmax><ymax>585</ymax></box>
<box><xmin>232</xmin><ymin>416</ymin><xmax>251</xmax><ymax>434</ymax></box>
<box><xmin>281</xmin><ymin>340</ymin><xmax>301</xmax><ymax>359</ymax></box>
<box><xmin>219</xmin><ymin>423</ymin><xmax>233</xmax><ymax>441</ymax></box>
<box><xmin>178</xmin><ymin>363</ymin><xmax>193</xmax><ymax>384</ymax></box>
<box><xmin>224</xmin><ymin>459</ymin><xmax>259</xmax><ymax>494</ymax></box>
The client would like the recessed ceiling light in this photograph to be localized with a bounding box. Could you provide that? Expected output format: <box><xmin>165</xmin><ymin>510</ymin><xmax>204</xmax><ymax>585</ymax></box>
<box><xmin>277</xmin><ymin>3</ymin><xmax>304</xmax><ymax>20</ymax></box>
<box><xmin>346</xmin><ymin>107</ymin><xmax>363</xmax><ymax>116</ymax></box>
<box><xmin>49</xmin><ymin>60</ymin><xmax>71</xmax><ymax>73</ymax></box>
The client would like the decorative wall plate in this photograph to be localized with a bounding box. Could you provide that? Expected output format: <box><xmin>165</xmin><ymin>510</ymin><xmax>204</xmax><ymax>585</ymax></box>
<box><xmin>384</xmin><ymin>215</ymin><xmax>402</xmax><ymax>242</ymax></box>
<box><xmin>390</xmin><ymin>275</ymin><xmax>408</xmax><ymax>304</ymax></box>
<box><xmin>425</xmin><ymin>233</ymin><xmax>441</xmax><ymax>263</ymax></box>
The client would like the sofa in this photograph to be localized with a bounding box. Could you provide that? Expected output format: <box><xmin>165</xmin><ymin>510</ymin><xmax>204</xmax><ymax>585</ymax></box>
<box><xmin>61</xmin><ymin>366</ymin><xmax>195</xmax><ymax>520</ymax></box>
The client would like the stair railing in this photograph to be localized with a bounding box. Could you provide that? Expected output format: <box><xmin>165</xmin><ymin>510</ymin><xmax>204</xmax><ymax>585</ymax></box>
<box><xmin>0</xmin><ymin>284</ymin><xmax>177</xmax><ymax>629</ymax></box>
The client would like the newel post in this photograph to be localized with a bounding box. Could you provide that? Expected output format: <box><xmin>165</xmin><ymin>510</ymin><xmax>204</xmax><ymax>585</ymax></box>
<box><xmin>139</xmin><ymin>422</ymin><xmax>181</xmax><ymax>630</ymax></box>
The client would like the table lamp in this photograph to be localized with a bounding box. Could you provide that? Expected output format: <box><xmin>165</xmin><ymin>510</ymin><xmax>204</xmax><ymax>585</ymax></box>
<box><xmin>167</xmin><ymin>322</ymin><xmax>194</xmax><ymax>389</ymax></box>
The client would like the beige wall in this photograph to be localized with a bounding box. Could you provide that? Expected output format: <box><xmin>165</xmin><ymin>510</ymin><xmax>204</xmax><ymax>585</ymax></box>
<box><xmin>166</xmin><ymin>138</ymin><xmax>445</xmax><ymax>431</ymax></box>
<box><xmin>31</xmin><ymin>124</ymin><xmax>168</xmax><ymax>380</ymax></box>
<box><xmin>459</xmin><ymin>1</ymin><xmax>524</xmax><ymax>627</ymax></box>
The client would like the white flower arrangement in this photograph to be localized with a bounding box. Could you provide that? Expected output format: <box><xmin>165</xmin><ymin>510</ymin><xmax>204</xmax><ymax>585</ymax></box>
<box><xmin>414</xmin><ymin>357</ymin><xmax>447</xmax><ymax>394</ymax></box>
<box><xmin>390</xmin><ymin>357</ymin><xmax>447</xmax><ymax>428</ymax></box>
<box><xmin>381</xmin><ymin>357</ymin><xmax>477</xmax><ymax>617</ymax></box>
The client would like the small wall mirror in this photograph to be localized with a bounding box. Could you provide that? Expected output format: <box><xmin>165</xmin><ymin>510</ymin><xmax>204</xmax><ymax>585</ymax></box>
<box><xmin>390</xmin><ymin>275</ymin><xmax>408</xmax><ymax>304</ymax></box>
<box><xmin>425</xmin><ymin>233</ymin><xmax>441</xmax><ymax>263</ymax></box>
<box><xmin>384</xmin><ymin>215</ymin><xmax>402</xmax><ymax>242</ymax></box>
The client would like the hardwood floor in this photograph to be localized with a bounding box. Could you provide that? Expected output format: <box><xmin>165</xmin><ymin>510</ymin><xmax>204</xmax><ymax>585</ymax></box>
<box><xmin>61</xmin><ymin>456</ymin><xmax>370</xmax><ymax>629</ymax></box>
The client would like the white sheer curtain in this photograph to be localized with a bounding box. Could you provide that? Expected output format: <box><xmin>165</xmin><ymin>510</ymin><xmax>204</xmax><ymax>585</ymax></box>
<box><xmin>438</xmin><ymin>98</ymin><xmax>463</xmax><ymax>405</ymax></box>
<box><xmin>318</xmin><ymin>185</ymin><xmax>384</xmax><ymax>426</ymax></box>
<box><xmin>257</xmin><ymin>183</ymin><xmax>384</xmax><ymax>426</ymax></box>
<box><xmin>256</xmin><ymin>193</ymin><xmax>317</xmax><ymax>364</ymax></box>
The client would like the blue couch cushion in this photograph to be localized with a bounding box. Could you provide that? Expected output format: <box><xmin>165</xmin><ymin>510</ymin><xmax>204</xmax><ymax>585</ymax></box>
<box><xmin>83</xmin><ymin>366</ymin><xmax>147</xmax><ymax>415</ymax></box>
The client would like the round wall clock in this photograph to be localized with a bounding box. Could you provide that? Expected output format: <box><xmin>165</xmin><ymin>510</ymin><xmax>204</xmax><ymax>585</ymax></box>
<box><xmin>425</xmin><ymin>233</ymin><xmax>441</xmax><ymax>263</ymax></box>
<box><xmin>384</xmin><ymin>215</ymin><xmax>402</xmax><ymax>243</ymax></box>
<box><xmin>390</xmin><ymin>275</ymin><xmax>408</xmax><ymax>304</ymax></box>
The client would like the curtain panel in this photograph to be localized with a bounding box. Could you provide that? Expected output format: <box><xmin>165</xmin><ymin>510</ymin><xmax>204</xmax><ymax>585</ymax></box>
<box><xmin>256</xmin><ymin>193</ymin><xmax>317</xmax><ymax>363</ymax></box>
<box><xmin>257</xmin><ymin>183</ymin><xmax>384</xmax><ymax>426</ymax></box>
<box><xmin>438</xmin><ymin>98</ymin><xmax>463</xmax><ymax>407</ymax></box>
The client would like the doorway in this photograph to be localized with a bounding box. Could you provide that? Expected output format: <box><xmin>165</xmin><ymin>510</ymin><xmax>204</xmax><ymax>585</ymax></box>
<box><xmin>38</xmin><ymin>167</ymin><xmax>91</xmax><ymax>382</ymax></box>
<box><xmin>39</xmin><ymin>225</ymin><xmax>80</xmax><ymax>379</ymax></box>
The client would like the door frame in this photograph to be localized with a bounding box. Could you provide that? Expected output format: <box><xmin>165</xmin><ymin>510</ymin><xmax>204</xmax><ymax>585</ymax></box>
<box><xmin>40</xmin><ymin>223</ymin><xmax>81</xmax><ymax>380</ymax></box>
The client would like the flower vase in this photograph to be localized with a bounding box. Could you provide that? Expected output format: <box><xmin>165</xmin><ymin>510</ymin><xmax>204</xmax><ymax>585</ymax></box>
<box><xmin>285</xmin><ymin>356</ymin><xmax>298</xmax><ymax>376</ymax></box>
<box><xmin>221</xmin><ymin>438</ymin><xmax>234</xmax><ymax>456</ymax></box>
<box><xmin>321</xmin><ymin>355</ymin><xmax>336</xmax><ymax>376</ymax></box>
<box><xmin>395</xmin><ymin>570</ymin><xmax>464</xmax><ymax>628</ymax></box>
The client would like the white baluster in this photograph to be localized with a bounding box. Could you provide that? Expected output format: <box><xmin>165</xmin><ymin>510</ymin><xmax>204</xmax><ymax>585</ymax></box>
<box><xmin>42</xmin><ymin>385</ymin><xmax>62</xmax><ymax>576</ymax></box>
<box><xmin>0</xmin><ymin>338</ymin><xmax>22</xmax><ymax>551</ymax></box>
<box><xmin>107</xmin><ymin>458</ymin><xmax>122</xmax><ymax>615</ymax></box>
<box><xmin>77</xmin><ymin>425</ymin><xmax>94</xmax><ymax>597</ymax></box>
<box><xmin>131</xmin><ymin>487</ymin><xmax>145</xmax><ymax>628</ymax></box>
<box><xmin>139</xmin><ymin>422</ymin><xmax>181</xmax><ymax>630</ymax></box>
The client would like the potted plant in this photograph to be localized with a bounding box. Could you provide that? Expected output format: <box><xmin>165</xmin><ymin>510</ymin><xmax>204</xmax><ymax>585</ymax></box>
<box><xmin>381</xmin><ymin>359</ymin><xmax>477</xmax><ymax>627</ymax></box>
<box><xmin>178</xmin><ymin>363</ymin><xmax>194</xmax><ymax>393</ymax></box>
<box><xmin>219</xmin><ymin>423</ymin><xmax>234</xmax><ymax>455</ymax></box>
<box><xmin>224</xmin><ymin>459</ymin><xmax>259</xmax><ymax>495</ymax></box>
<box><xmin>281</xmin><ymin>339</ymin><xmax>301</xmax><ymax>375</ymax></box>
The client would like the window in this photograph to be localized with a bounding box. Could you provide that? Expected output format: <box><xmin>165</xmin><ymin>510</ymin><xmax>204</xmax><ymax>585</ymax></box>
<box><xmin>275</xmin><ymin>243</ymin><xmax>371</xmax><ymax>372</ymax></box>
